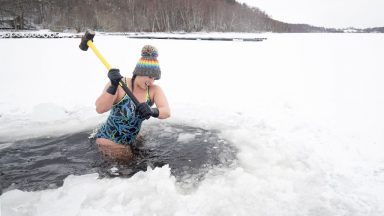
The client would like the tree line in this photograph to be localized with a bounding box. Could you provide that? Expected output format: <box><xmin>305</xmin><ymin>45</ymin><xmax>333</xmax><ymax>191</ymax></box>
<box><xmin>0</xmin><ymin>0</ymin><xmax>336</xmax><ymax>32</ymax></box>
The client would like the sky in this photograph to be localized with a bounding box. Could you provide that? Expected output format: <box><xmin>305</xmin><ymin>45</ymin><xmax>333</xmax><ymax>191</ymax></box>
<box><xmin>237</xmin><ymin>0</ymin><xmax>384</xmax><ymax>28</ymax></box>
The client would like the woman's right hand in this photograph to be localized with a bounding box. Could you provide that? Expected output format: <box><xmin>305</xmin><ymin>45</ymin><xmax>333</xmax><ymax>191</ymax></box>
<box><xmin>106</xmin><ymin>68</ymin><xmax>123</xmax><ymax>95</ymax></box>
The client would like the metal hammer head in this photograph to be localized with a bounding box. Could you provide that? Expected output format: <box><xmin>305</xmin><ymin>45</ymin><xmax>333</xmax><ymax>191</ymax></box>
<box><xmin>79</xmin><ymin>29</ymin><xmax>95</xmax><ymax>51</ymax></box>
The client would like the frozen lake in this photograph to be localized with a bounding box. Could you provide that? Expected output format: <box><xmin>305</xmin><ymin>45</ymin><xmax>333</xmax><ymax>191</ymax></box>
<box><xmin>0</xmin><ymin>32</ymin><xmax>383</xmax><ymax>215</ymax></box>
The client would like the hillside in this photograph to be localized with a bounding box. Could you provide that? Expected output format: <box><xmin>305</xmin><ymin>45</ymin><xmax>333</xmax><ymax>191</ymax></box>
<box><xmin>0</xmin><ymin>0</ymin><xmax>344</xmax><ymax>33</ymax></box>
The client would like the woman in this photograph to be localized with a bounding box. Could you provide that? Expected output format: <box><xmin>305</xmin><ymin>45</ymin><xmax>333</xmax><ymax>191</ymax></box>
<box><xmin>94</xmin><ymin>45</ymin><xmax>170</xmax><ymax>161</ymax></box>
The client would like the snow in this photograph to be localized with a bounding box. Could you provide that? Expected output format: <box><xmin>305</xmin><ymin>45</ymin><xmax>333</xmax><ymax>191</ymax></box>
<box><xmin>1</xmin><ymin>32</ymin><xmax>384</xmax><ymax>215</ymax></box>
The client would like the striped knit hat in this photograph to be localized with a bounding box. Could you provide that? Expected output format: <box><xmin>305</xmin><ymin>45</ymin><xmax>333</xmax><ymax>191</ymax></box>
<box><xmin>133</xmin><ymin>45</ymin><xmax>161</xmax><ymax>80</ymax></box>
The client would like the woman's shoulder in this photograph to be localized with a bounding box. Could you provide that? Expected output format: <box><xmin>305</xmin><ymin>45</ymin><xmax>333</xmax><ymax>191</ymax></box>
<box><xmin>124</xmin><ymin>77</ymin><xmax>132</xmax><ymax>83</ymax></box>
<box><xmin>150</xmin><ymin>84</ymin><xmax>163</xmax><ymax>92</ymax></box>
<box><xmin>122</xmin><ymin>77</ymin><xmax>133</xmax><ymax>89</ymax></box>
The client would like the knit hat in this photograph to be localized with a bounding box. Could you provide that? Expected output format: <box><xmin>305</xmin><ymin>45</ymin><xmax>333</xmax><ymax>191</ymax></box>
<box><xmin>133</xmin><ymin>45</ymin><xmax>161</xmax><ymax>80</ymax></box>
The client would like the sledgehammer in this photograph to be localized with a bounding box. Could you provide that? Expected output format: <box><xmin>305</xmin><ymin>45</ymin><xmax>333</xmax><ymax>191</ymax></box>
<box><xmin>79</xmin><ymin>30</ymin><xmax>140</xmax><ymax>106</ymax></box>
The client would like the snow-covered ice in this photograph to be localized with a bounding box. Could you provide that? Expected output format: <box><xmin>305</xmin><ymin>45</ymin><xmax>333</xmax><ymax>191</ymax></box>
<box><xmin>1</xmin><ymin>32</ymin><xmax>384</xmax><ymax>215</ymax></box>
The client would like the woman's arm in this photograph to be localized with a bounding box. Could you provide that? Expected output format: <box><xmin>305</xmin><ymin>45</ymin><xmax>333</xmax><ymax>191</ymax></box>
<box><xmin>95</xmin><ymin>82</ymin><xmax>118</xmax><ymax>114</ymax></box>
<box><xmin>152</xmin><ymin>85</ymin><xmax>171</xmax><ymax>119</ymax></box>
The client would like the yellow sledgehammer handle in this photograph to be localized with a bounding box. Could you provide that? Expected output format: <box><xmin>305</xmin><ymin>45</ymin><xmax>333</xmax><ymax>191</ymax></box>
<box><xmin>87</xmin><ymin>40</ymin><xmax>111</xmax><ymax>70</ymax></box>
<box><xmin>79</xmin><ymin>30</ymin><xmax>139</xmax><ymax>105</ymax></box>
<box><xmin>83</xmin><ymin>37</ymin><xmax>140</xmax><ymax>105</ymax></box>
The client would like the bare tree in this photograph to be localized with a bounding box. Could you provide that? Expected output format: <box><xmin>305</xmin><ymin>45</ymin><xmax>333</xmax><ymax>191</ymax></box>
<box><xmin>0</xmin><ymin>0</ymin><xmax>331</xmax><ymax>32</ymax></box>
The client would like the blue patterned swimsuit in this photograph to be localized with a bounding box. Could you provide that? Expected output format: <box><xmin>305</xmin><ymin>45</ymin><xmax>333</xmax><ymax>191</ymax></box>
<box><xmin>95</xmin><ymin>86</ymin><xmax>152</xmax><ymax>145</ymax></box>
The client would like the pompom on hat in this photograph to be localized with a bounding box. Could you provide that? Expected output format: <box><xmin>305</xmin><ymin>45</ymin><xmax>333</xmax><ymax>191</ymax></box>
<box><xmin>133</xmin><ymin>45</ymin><xmax>161</xmax><ymax>80</ymax></box>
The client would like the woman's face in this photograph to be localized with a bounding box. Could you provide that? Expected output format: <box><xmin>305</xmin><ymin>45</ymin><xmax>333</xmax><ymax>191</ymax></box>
<box><xmin>136</xmin><ymin>75</ymin><xmax>155</xmax><ymax>89</ymax></box>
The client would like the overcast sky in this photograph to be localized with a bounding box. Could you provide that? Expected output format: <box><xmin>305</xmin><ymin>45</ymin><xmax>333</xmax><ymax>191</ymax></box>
<box><xmin>237</xmin><ymin>0</ymin><xmax>384</xmax><ymax>28</ymax></box>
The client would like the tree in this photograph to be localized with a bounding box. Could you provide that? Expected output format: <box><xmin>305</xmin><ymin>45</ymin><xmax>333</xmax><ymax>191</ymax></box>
<box><xmin>0</xmin><ymin>0</ymin><xmax>332</xmax><ymax>32</ymax></box>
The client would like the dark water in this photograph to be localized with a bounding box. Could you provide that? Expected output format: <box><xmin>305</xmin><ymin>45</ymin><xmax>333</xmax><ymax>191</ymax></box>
<box><xmin>0</xmin><ymin>122</ymin><xmax>237</xmax><ymax>194</ymax></box>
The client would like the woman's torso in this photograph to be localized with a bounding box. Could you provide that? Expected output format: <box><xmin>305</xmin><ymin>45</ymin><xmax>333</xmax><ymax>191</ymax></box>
<box><xmin>95</xmin><ymin>77</ymin><xmax>153</xmax><ymax>145</ymax></box>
